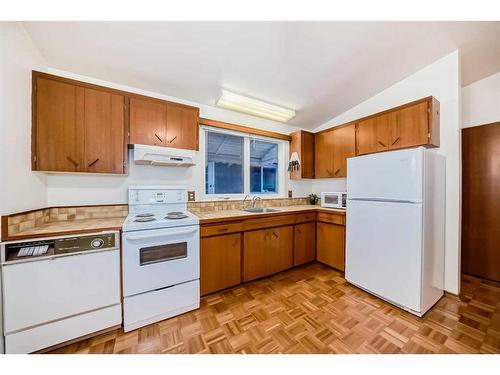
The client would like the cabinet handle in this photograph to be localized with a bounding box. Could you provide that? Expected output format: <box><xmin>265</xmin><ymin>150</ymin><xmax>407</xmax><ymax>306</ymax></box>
<box><xmin>232</xmin><ymin>239</ymin><xmax>239</xmax><ymax>247</ymax></box>
<box><xmin>88</xmin><ymin>158</ymin><xmax>100</xmax><ymax>167</ymax></box>
<box><xmin>272</xmin><ymin>231</ymin><xmax>278</xmax><ymax>238</ymax></box>
<box><xmin>391</xmin><ymin>137</ymin><xmax>400</xmax><ymax>146</ymax></box>
<box><xmin>66</xmin><ymin>156</ymin><xmax>79</xmax><ymax>167</ymax></box>
<box><xmin>168</xmin><ymin>136</ymin><xmax>177</xmax><ymax>143</ymax></box>
<box><xmin>154</xmin><ymin>133</ymin><xmax>164</xmax><ymax>143</ymax></box>
<box><xmin>297</xmin><ymin>227</ymin><xmax>302</xmax><ymax>233</ymax></box>
<box><xmin>334</xmin><ymin>169</ymin><xmax>340</xmax><ymax>176</ymax></box>
<box><xmin>327</xmin><ymin>169</ymin><xmax>332</xmax><ymax>176</ymax></box>
<box><xmin>378</xmin><ymin>141</ymin><xmax>386</xmax><ymax>147</ymax></box>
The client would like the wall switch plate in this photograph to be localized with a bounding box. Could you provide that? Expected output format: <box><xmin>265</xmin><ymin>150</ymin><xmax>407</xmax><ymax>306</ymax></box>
<box><xmin>288</xmin><ymin>190</ymin><xmax>293</xmax><ymax>198</ymax></box>
<box><xmin>188</xmin><ymin>191</ymin><xmax>196</xmax><ymax>202</ymax></box>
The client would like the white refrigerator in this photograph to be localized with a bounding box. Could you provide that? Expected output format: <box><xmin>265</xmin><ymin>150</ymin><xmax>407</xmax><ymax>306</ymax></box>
<box><xmin>345</xmin><ymin>147</ymin><xmax>445</xmax><ymax>316</ymax></box>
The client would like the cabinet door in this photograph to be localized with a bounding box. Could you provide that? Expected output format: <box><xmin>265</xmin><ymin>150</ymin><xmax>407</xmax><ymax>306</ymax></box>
<box><xmin>314</xmin><ymin>130</ymin><xmax>335</xmax><ymax>178</ymax></box>
<box><xmin>83</xmin><ymin>88</ymin><xmax>125</xmax><ymax>173</ymax></box>
<box><xmin>332</xmin><ymin>124</ymin><xmax>356</xmax><ymax>177</ymax></box>
<box><xmin>294</xmin><ymin>222</ymin><xmax>316</xmax><ymax>266</ymax></box>
<box><xmin>391</xmin><ymin>102</ymin><xmax>428</xmax><ymax>149</ymax></box>
<box><xmin>165</xmin><ymin>104</ymin><xmax>199</xmax><ymax>150</ymax></box>
<box><xmin>316</xmin><ymin>222</ymin><xmax>345</xmax><ymax>271</ymax></box>
<box><xmin>200</xmin><ymin>233</ymin><xmax>241</xmax><ymax>295</ymax></box>
<box><xmin>129</xmin><ymin>97</ymin><xmax>167</xmax><ymax>146</ymax></box>
<box><xmin>290</xmin><ymin>131</ymin><xmax>314</xmax><ymax>179</ymax></box>
<box><xmin>34</xmin><ymin>78</ymin><xmax>83</xmax><ymax>172</ymax></box>
<box><xmin>357</xmin><ymin>113</ymin><xmax>395</xmax><ymax>155</ymax></box>
<box><xmin>243</xmin><ymin>226</ymin><xmax>293</xmax><ymax>282</ymax></box>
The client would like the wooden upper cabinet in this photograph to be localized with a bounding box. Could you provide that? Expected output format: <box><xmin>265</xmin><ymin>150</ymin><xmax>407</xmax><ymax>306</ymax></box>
<box><xmin>289</xmin><ymin>130</ymin><xmax>314</xmax><ymax>179</ymax></box>
<box><xmin>83</xmin><ymin>88</ymin><xmax>125</xmax><ymax>174</ymax></box>
<box><xmin>332</xmin><ymin>124</ymin><xmax>356</xmax><ymax>177</ymax></box>
<box><xmin>315</xmin><ymin>125</ymin><xmax>355</xmax><ymax>178</ymax></box>
<box><xmin>129</xmin><ymin>98</ymin><xmax>199</xmax><ymax>150</ymax></box>
<box><xmin>356</xmin><ymin>97</ymin><xmax>440</xmax><ymax>156</ymax></box>
<box><xmin>314</xmin><ymin>130</ymin><xmax>335</xmax><ymax>178</ymax></box>
<box><xmin>34</xmin><ymin>78</ymin><xmax>82</xmax><ymax>172</ymax></box>
<box><xmin>165</xmin><ymin>103</ymin><xmax>199</xmax><ymax>150</ymax></box>
<box><xmin>33</xmin><ymin>74</ymin><xmax>126</xmax><ymax>174</ymax></box>
<box><xmin>129</xmin><ymin>98</ymin><xmax>167</xmax><ymax>147</ymax></box>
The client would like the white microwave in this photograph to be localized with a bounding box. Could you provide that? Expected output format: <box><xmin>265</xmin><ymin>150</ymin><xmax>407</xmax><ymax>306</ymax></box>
<box><xmin>321</xmin><ymin>192</ymin><xmax>347</xmax><ymax>209</ymax></box>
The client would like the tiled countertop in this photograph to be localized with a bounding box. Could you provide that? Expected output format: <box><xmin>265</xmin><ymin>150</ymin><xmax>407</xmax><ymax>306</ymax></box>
<box><xmin>194</xmin><ymin>205</ymin><xmax>346</xmax><ymax>224</ymax></box>
<box><xmin>3</xmin><ymin>217</ymin><xmax>126</xmax><ymax>241</ymax></box>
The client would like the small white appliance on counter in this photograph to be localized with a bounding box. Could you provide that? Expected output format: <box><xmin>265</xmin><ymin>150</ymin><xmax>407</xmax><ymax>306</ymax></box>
<box><xmin>122</xmin><ymin>185</ymin><xmax>200</xmax><ymax>332</ymax></box>
<box><xmin>320</xmin><ymin>191</ymin><xmax>347</xmax><ymax>209</ymax></box>
<box><xmin>1</xmin><ymin>231</ymin><xmax>122</xmax><ymax>353</ymax></box>
<box><xmin>346</xmin><ymin>147</ymin><xmax>445</xmax><ymax>317</ymax></box>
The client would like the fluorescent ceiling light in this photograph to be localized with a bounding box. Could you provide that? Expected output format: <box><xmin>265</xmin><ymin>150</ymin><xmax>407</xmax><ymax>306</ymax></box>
<box><xmin>216</xmin><ymin>89</ymin><xmax>295</xmax><ymax>123</ymax></box>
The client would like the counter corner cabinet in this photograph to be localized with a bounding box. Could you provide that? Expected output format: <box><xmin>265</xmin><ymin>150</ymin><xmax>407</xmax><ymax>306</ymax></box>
<box><xmin>356</xmin><ymin>96</ymin><xmax>440</xmax><ymax>156</ymax></box>
<box><xmin>32</xmin><ymin>71</ymin><xmax>126</xmax><ymax>174</ymax></box>
<box><xmin>289</xmin><ymin>130</ymin><xmax>315</xmax><ymax>179</ymax></box>
<box><xmin>129</xmin><ymin>96</ymin><xmax>199</xmax><ymax>151</ymax></box>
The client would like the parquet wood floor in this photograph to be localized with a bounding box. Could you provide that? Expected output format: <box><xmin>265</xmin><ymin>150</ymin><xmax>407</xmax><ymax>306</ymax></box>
<box><xmin>48</xmin><ymin>263</ymin><xmax>500</xmax><ymax>354</ymax></box>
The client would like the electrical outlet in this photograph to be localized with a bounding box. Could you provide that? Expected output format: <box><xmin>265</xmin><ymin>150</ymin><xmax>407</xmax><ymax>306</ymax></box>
<box><xmin>187</xmin><ymin>191</ymin><xmax>196</xmax><ymax>202</ymax></box>
<box><xmin>288</xmin><ymin>190</ymin><xmax>293</xmax><ymax>198</ymax></box>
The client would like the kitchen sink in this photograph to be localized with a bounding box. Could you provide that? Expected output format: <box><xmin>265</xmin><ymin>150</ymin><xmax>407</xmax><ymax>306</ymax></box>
<box><xmin>242</xmin><ymin>207</ymin><xmax>280</xmax><ymax>213</ymax></box>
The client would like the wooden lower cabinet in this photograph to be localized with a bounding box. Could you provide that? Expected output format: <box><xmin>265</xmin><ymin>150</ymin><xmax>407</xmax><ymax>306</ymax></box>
<box><xmin>200</xmin><ymin>233</ymin><xmax>241</xmax><ymax>295</ymax></box>
<box><xmin>243</xmin><ymin>226</ymin><xmax>294</xmax><ymax>282</ymax></box>
<box><xmin>294</xmin><ymin>222</ymin><xmax>316</xmax><ymax>266</ymax></box>
<box><xmin>316</xmin><ymin>222</ymin><xmax>345</xmax><ymax>271</ymax></box>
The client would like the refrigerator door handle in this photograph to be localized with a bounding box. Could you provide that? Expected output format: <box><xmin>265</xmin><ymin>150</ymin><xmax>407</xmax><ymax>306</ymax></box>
<box><xmin>348</xmin><ymin>198</ymin><xmax>420</xmax><ymax>204</ymax></box>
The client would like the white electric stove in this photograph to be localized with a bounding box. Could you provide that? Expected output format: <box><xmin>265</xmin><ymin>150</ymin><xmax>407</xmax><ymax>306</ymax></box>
<box><xmin>122</xmin><ymin>186</ymin><xmax>200</xmax><ymax>332</ymax></box>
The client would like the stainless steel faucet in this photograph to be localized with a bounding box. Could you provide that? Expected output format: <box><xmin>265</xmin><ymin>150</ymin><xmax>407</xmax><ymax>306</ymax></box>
<box><xmin>242</xmin><ymin>194</ymin><xmax>251</xmax><ymax>209</ymax></box>
<box><xmin>252</xmin><ymin>196</ymin><xmax>262</xmax><ymax>208</ymax></box>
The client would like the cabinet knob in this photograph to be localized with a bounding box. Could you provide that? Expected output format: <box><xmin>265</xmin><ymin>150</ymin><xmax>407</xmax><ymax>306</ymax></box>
<box><xmin>168</xmin><ymin>136</ymin><xmax>177</xmax><ymax>143</ymax></box>
<box><xmin>154</xmin><ymin>133</ymin><xmax>164</xmax><ymax>143</ymax></box>
<box><xmin>334</xmin><ymin>169</ymin><xmax>340</xmax><ymax>176</ymax></box>
<box><xmin>88</xmin><ymin>158</ymin><xmax>100</xmax><ymax>167</ymax></box>
<box><xmin>391</xmin><ymin>137</ymin><xmax>400</xmax><ymax>146</ymax></box>
<box><xmin>66</xmin><ymin>156</ymin><xmax>79</xmax><ymax>167</ymax></box>
<box><xmin>378</xmin><ymin>141</ymin><xmax>386</xmax><ymax>147</ymax></box>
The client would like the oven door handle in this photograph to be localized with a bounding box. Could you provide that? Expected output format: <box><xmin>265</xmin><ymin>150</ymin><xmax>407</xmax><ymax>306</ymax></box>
<box><xmin>125</xmin><ymin>227</ymin><xmax>198</xmax><ymax>242</ymax></box>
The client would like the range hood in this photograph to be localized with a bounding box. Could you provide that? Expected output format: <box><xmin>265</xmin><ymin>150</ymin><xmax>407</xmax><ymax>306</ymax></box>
<box><xmin>133</xmin><ymin>144</ymin><xmax>197</xmax><ymax>167</ymax></box>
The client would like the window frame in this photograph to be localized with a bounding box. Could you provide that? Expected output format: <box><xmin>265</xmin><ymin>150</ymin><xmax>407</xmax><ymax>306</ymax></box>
<box><xmin>200</xmin><ymin>125</ymin><xmax>287</xmax><ymax>200</ymax></box>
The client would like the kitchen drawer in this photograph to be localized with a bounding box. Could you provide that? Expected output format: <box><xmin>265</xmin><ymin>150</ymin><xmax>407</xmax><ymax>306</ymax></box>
<box><xmin>294</xmin><ymin>212</ymin><xmax>317</xmax><ymax>224</ymax></box>
<box><xmin>200</xmin><ymin>221</ymin><xmax>243</xmax><ymax>237</ymax></box>
<box><xmin>243</xmin><ymin>214</ymin><xmax>296</xmax><ymax>231</ymax></box>
<box><xmin>317</xmin><ymin>212</ymin><xmax>345</xmax><ymax>225</ymax></box>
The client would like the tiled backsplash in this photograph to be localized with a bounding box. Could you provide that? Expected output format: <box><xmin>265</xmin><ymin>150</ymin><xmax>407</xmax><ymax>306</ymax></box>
<box><xmin>187</xmin><ymin>197</ymin><xmax>310</xmax><ymax>213</ymax></box>
<box><xmin>6</xmin><ymin>205</ymin><xmax>128</xmax><ymax>237</ymax></box>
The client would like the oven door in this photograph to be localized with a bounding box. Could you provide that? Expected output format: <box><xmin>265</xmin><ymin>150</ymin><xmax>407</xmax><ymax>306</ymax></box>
<box><xmin>122</xmin><ymin>225</ymin><xmax>199</xmax><ymax>297</ymax></box>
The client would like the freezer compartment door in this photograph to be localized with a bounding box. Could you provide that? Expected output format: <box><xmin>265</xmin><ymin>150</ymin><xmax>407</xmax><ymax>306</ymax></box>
<box><xmin>346</xmin><ymin>200</ymin><xmax>423</xmax><ymax>312</ymax></box>
<box><xmin>347</xmin><ymin>147</ymin><xmax>424</xmax><ymax>202</ymax></box>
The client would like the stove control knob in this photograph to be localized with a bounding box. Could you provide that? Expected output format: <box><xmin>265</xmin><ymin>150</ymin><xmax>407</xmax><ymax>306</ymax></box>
<box><xmin>91</xmin><ymin>238</ymin><xmax>104</xmax><ymax>249</ymax></box>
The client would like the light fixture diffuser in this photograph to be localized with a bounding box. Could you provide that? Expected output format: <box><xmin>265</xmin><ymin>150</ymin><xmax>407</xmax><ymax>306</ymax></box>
<box><xmin>216</xmin><ymin>89</ymin><xmax>295</xmax><ymax>123</ymax></box>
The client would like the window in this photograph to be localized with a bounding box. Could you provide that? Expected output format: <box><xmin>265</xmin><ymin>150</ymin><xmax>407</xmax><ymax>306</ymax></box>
<box><xmin>250</xmin><ymin>140</ymin><xmax>278</xmax><ymax>194</ymax></box>
<box><xmin>204</xmin><ymin>128</ymin><xmax>283</xmax><ymax>197</ymax></box>
<box><xmin>205</xmin><ymin>132</ymin><xmax>244</xmax><ymax>194</ymax></box>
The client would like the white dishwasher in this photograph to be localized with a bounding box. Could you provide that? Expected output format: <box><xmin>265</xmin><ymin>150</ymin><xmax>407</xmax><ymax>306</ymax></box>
<box><xmin>1</xmin><ymin>231</ymin><xmax>122</xmax><ymax>353</ymax></box>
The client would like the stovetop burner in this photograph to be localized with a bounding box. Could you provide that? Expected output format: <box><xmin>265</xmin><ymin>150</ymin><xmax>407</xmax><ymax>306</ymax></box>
<box><xmin>134</xmin><ymin>217</ymin><xmax>157</xmax><ymax>222</ymax></box>
<box><xmin>165</xmin><ymin>212</ymin><xmax>188</xmax><ymax>220</ymax></box>
<box><xmin>135</xmin><ymin>213</ymin><xmax>155</xmax><ymax>218</ymax></box>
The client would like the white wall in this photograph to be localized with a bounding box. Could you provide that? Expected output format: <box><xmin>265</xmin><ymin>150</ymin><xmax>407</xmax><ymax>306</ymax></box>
<box><xmin>462</xmin><ymin>71</ymin><xmax>500</xmax><ymax>128</ymax></box>
<box><xmin>45</xmin><ymin>69</ymin><xmax>311</xmax><ymax>206</ymax></box>
<box><xmin>313</xmin><ymin>52</ymin><xmax>462</xmax><ymax>294</ymax></box>
<box><xmin>0</xmin><ymin>23</ymin><xmax>48</xmax><ymax>216</ymax></box>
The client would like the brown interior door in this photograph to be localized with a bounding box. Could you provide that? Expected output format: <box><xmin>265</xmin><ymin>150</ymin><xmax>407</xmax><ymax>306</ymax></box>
<box><xmin>462</xmin><ymin>122</ymin><xmax>500</xmax><ymax>282</ymax></box>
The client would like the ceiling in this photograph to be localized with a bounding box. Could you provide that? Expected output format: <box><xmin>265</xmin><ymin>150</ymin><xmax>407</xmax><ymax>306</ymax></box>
<box><xmin>23</xmin><ymin>21</ymin><xmax>500</xmax><ymax>129</ymax></box>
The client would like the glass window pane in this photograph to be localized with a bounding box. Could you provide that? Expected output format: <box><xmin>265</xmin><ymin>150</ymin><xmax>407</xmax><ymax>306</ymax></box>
<box><xmin>250</xmin><ymin>140</ymin><xmax>278</xmax><ymax>194</ymax></box>
<box><xmin>205</xmin><ymin>131</ymin><xmax>244</xmax><ymax>194</ymax></box>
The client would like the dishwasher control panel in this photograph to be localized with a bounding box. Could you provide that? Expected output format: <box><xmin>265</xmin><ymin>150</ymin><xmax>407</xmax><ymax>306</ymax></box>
<box><xmin>3</xmin><ymin>232</ymin><xmax>117</xmax><ymax>263</ymax></box>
